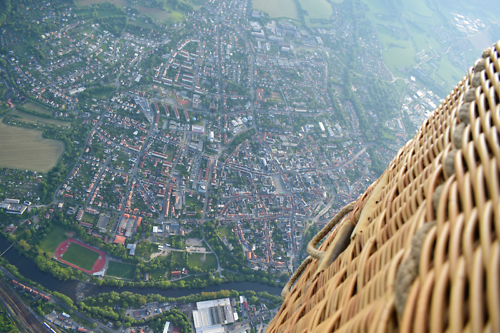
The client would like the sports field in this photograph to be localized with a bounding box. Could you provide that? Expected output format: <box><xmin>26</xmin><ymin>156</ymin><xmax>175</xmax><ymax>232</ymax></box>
<box><xmin>39</xmin><ymin>226</ymin><xmax>68</xmax><ymax>254</ymax></box>
<box><xmin>0</xmin><ymin>121</ymin><xmax>65</xmax><ymax>172</ymax></box>
<box><xmin>252</xmin><ymin>0</ymin><xmax>299</xmax><ymax>19</ymax></box>
<box><xmin>106</xmin><ymin>261</ymin><xmax>136</xmax><ymax>279</ymax></box>
<box><xmin>61</xmin><ymin>243</ymin><xmax>100</xmax><ymax>271</ymax></box>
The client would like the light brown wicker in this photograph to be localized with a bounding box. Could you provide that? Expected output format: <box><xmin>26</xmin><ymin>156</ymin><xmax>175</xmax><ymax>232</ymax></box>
<box><xmin>267</xmin><ymin>41</ymin><xmax>500</xmax><ymax>333</ymax></box>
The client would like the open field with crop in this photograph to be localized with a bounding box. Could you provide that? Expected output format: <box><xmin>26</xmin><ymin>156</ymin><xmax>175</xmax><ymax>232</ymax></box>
<box><xmin>106</xmin><ymin>261</ymin><xmax>136</xmax><ymax>279</ymax></box>
<box><xmin>22</xmin><ymin>102</ymin><xmax>53</xmax><ymax>116</ymax></box>
<box><xmin>39</xmin><ymin>226</ymin><xmax>69</xmax><ymax>254</ymax></box>
<box><xmin>0</xmin><ymin>121</ymin><xmax>65</xmax><ymax>172</ymax></box>
<box><xmin>11</xmin><ymin>109</ymin><xmax>71</xmax><ymax>127</ymax></box>
<box><xmin>61</xmin><ymin>243</ymin><xmax>99</xmax><ymax>271</ymax></box>
<box><xmin>252</xmin><ymin>0</ymin><xmax>299</xmax><ymax>19</ymax></box>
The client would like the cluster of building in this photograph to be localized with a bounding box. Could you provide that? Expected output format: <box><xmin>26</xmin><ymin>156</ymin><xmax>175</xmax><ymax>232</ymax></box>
<box><xmin>0</xmin><ymin>198</ymin><xmax>28</xmax><ymax>215</ymax></box>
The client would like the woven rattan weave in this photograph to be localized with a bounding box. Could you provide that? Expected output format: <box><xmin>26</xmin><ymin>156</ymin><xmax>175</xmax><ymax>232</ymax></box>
<box><xmin>266</xmin><ymin>41</ymin><xmax>500</xmax><ymax>333</ymax></box>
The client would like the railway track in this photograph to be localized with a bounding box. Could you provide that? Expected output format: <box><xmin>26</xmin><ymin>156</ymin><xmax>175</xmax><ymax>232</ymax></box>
<box><xmin>0</xmin><ymin>280</ymin><xmax>49</xmax><ymax>333</ymax></box>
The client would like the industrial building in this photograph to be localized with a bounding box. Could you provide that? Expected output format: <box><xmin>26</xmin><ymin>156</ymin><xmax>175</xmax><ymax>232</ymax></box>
<box><xmin>192</xmin><ymin>298</ymin><xmax>236</xmax><ymax>333</ymax></box>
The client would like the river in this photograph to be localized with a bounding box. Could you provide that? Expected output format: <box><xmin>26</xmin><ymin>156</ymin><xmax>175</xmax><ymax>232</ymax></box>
<box><xmin>0</xmin><ymin>236</ymin><xmax>282</xmax><ymax>301</ymax></box>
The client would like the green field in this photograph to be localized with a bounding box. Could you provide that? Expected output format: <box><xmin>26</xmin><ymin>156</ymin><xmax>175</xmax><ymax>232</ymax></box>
<box><xmin>435</xmin><ymin>54</ymin><xmax>467</xmax><ymax>89</ymax></box>
<box><xmin>106</xmin><ymin>261</ymin><xmax>136</xmax><ymax>279</ymax></box>
<box><xmin>61</xmin><ymin>243</ymin><xmax>100</xmax><ymax>270</ymax></box>
<box><xmin>81</xmin><ymin>212</ymin><xmax>99</xmax><ymax>225</ymax></box>
<box><xmin>252</xmin><ymin>0</ymin><xmax>299</xmax><ymax>19</ymax></box>
<box><xmin>0</xmin><ymin>121</ymin><xmax>65</xmax><ymax>172</ymax></box>
<box><xmin>76</xmin><ymin>0</ymin><xmax>197</xmax><ymax>23</ymax></box>
<box><xmin>39</xmin><ymin>226</ymin><xmax>69</xmax><ymax>254</ymax></box>
<box><xmin>134</xmin><ymin>6</ymin><xmax>171</xmax><ymax>21</ymax></box>
<box><xmin>298</xmin><ymin>0</ymin><xmax>333</xmax><ymax>26</ymax></box>
<box><xmin>11</xmin><ymin>109</ymin><xmax>71</xmax><ymax>127</ymax></box>
<box><xmin>378</xmin><ymin>34</ymin><xmax>414</xmax><ymax>78</ymax></box>
<box><xmin>188</xmin><ymin>253</ymin><xmax>218</xmax><ymax>271</ymax></box>
<box><xmin>360</xmin><ymin>0</ymin><xmax>469</xmax><ymax>91</ymax></box>
<box><xmin>218</xmin><ymin>225</ymin><xmax>232</xmax><ymax>238</ymax></box>
<box><xmin>23</xmin><ymin>102</ymin><xmax>53</xmax><ymax>116</ymax></box>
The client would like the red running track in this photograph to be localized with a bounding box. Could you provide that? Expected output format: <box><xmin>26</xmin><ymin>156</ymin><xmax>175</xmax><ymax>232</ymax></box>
<box><xmin>55</xmin><ymin>238</ymin><xmax>106</xmax><ymax>274</ymax></box>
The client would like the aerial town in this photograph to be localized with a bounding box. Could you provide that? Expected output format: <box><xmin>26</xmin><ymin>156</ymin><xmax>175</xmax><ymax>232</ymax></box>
<box><xmin>0</xmin><ymin>0</ymin><xmax>491</xmax><ymax>331</ymax></box>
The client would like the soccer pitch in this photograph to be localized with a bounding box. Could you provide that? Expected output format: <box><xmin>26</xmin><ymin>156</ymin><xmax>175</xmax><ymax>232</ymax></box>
<box><xmin>61</xmin><ymin>243</ymin><xmax>100</xmax><ymax>271</ymax></box>
<box><xmin>106</xmin><ymin>261</ymin><xmax>136</xmax><ymax>279</ymax></box>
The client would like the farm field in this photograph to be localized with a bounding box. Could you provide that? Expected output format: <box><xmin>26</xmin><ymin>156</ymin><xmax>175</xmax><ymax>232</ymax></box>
<box><xmin>0</xmin><ymin>121</ymin><xmax>65</xmax><ymax>172</ymax></box>
<box><xmin>11</xmin><ymin>109</ymin><xmax>71</xmax><ymax>127</ymax></box>
<box><xmin>106</xmin><ymin>261</ymin><xmax>136</xmax><ymax>279</ymax></box>
<box><xmin>22</xmin><ymin>102</ymin><xmax>53</xmax><ymax>116</ymax></box>
<box><xmin>378</xmin><ymin>34</ymin><xmax>414</xmax><ymax>78</ymax></box>
<box><xmin>188</xmin><ymin>253</ymin><xmax>218</xmax><ymax>271</ymax></box>
<box><xmin>252</xmin><ymin>0</ymin><xmax>299</xmax><ymax>19</ymax></box>
<box><xmin>61</xmin><ymin>243</ymin><xmax>99</xmax><ymax>271</ymax></box>
<box><xmin>39</xmin><ymin>227</ymin><xmax>69</xmax><ymax>254</ymax></box>
<box><xmin>134</xmin><ymin>6</ymin><xmax>170</xmax><ymax>21</ymax></box>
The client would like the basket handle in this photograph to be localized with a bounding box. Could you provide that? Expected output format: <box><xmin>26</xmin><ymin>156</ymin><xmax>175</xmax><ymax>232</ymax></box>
<box><xmin>281</xmin><ymin>256</ymin><xmax>313</xmax><ymax>299</ymax></box>
<box><xmin>306</xmin><ymin>202</ymin><xmax>356</xmax><ymax>260</ymax></box>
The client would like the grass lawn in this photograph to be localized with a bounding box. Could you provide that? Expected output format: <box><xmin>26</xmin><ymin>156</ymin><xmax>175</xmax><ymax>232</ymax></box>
<box><xmin>166</xmin><ymin>145</ymin><xmax>176</xmax><ymax>161</ymax></box>
<box><xmin>39</xmin><ymin>226</ymin><xmax>68</xmax><ymax>253</ymax></box>
<box><xmin>10</xmin><ymin>109</ymin><xmax>71</xmax><ymax>127</ymax></box>
<box><xmin>188</xmin><ymin>253</ymin><xmax>218</xmax><ymax>271</ymax></box>
<box><xmin>150</xmin><ymin>270</ymin><xmax>166</xmax><ymax>280</ymax></box>
<box><xmin>106</xmin><ymin>261</ymin><xmax>136</xmax><ymax>279</ymax></box>
<box><xmin>171</xmin><ymin>251</ymin><xmax>186</xmax><ymax>268</ymax></box>
<box><xmin>61</xmin><ymin>243</ymin><xmax>99</xmax><ymax>270</ymax></box>
<box><xmin>179</xmin><ymin>274</ymin><xmax>207</xmax><ymax>282</ymax></box>
<box><xmin>81</xmin><ymin>212</ymin><xmax>99</xmax><ymax>225</ymax></box>
<box><xmin>218</xmin><ymin>225</ymin><xmax>232</xmax><ymax>238</ymax></box>
<box><xmin>185</xmin><ymin>195</ymin><xmax>202</xmax><ymax>208</ymax></box>
<box><xmin>252</xmin><ymin>0</ymin><xmax>299</xmax><ymax>19</ymax></box>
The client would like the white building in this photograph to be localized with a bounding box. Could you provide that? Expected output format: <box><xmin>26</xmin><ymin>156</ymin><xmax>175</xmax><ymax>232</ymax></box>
<box><xmin>318</xmin><ymin>122</ymin><xmax>325</xmax><ymax>132</ymax></box>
